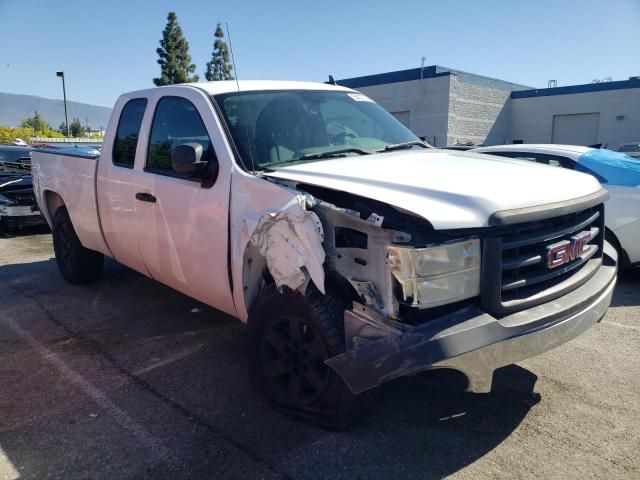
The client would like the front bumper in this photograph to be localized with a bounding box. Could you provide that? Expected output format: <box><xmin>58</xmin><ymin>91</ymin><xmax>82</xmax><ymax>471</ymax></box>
<box><xmin>0</xmin><ymin>205</ymin><xmax>47</xmax><ymax>229</ymax></box>
<box><xmin>327</xmin><ymin>243</ymin><xmax>617</xmax><ymax>395</ymax></box>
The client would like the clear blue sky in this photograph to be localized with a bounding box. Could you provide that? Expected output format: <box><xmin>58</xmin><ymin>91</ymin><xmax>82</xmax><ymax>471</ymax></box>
<box><xmin>1</xmin><ymin>0</ymin><xmax>639</xmax><ymax>107</ymax></box>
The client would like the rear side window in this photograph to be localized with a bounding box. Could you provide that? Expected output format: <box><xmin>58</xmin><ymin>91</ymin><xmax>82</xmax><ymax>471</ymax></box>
<box><xmin>112</xmin><ymin>98</ymin><xmax>147</xmax><ymax>168</ymax></box>
<box><xmin>146</xmin><ymin>96</ymin><xmax>212</xmax><ymax>174</ymax></box>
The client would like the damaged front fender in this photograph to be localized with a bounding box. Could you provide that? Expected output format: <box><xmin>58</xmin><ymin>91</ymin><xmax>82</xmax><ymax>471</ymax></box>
<box><xmin>249</xmin><ymin>196</ymin><xmax>326</xmax><ymax>294</ymax></box>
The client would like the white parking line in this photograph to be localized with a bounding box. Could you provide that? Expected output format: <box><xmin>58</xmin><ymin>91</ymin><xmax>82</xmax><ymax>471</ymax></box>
<box><xmin>0</xmin><ymin>446</ymin><xmax>20</xmax><ymax>480</ymax></box>
<box><xmin>601</xmin><ymin>320</ymin><xmax>639</xmax><ymax>331</ymax></box>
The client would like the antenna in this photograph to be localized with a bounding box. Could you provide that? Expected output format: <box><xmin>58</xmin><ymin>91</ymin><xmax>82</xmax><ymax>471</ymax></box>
<box><xmin>421</xmin><ymin>56</ymin><xmax>426</xmax><ymax>96</ymax></box>
<box><xmin>225</xmin><ymin>22</ymin><xmax>257</xmax><ymax>173</ymax></box>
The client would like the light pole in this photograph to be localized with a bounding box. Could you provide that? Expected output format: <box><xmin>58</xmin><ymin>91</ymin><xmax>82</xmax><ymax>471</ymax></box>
<box><xmin>56</xmin><ymin>71</ymin><xmax>70</xmax><ymax>137</ymax></box>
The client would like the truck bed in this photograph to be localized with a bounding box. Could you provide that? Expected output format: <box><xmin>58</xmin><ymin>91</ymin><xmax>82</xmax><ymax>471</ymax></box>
<box><xmin>31</xmin><ymin>149</ymin><xmax>111</xmax><ymax>256</ymax></box>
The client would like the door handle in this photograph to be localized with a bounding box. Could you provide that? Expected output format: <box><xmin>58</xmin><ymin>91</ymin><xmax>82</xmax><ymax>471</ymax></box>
<box><xmin>135</xmin><ymin>192</ymin><xmax>156</xmax><ymax>203</ymax></box>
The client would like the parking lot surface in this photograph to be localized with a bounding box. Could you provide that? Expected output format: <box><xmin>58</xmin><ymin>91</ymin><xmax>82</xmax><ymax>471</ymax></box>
<box><xmin>0</xmin><ymin>231</ymin><xmax>638</xmax><ymax>480</ymax></box>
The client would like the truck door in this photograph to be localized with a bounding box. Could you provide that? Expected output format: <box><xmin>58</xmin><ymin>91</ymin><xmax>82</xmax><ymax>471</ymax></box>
<box><xmin>97</xmin><ymin>97</ymin><xmax>151</xmax><ymax>276</ymax></box>
<box><xmin>133</xmin><ymin>88</ymin><xmax>235</xmax><ymax>317</ymax></box>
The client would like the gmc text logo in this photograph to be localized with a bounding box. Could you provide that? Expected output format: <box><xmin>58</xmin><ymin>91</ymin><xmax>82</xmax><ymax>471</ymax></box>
<box><xmin>546</xmin><ymin>230</ymin><xmax>593</xmax><ymax>269</ymax></box>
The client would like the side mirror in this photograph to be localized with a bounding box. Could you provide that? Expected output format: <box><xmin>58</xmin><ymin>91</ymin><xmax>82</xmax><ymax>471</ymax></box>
<box><xmin>171</xmin><ymin>143</ymin><xmax>208</xmax><ymax>174</ymax></box>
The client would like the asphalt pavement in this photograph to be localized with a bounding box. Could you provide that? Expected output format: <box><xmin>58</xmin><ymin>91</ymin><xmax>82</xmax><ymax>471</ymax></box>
<box><xmin>0</xmin><ymin>230</ymin><xmax>638</xmax><ymax>479</ymax></box>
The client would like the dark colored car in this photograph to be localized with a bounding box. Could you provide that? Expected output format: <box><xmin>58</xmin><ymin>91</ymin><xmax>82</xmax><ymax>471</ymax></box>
<box><xmin>0</xmin><ymin>145</ymin><xmax>32</xmax><ymax>173</ymax></box>
<box><xmin>0</xmin><ymin>145</ymin><xmax>47</xmax><ymax>230</ymax></box>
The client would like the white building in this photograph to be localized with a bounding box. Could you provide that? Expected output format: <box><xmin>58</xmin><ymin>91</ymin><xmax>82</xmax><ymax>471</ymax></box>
<box><xmin>338</xmin><ymin>66</ymin><xmax>640</xmax><ymax>148</ymax></box>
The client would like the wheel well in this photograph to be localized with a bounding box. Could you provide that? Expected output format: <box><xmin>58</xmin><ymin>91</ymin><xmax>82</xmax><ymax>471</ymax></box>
<box><xmin>605</xmin><ymin>227</ymin><xmax>629</xmax><ymax>269</ymax></box>
<box><xmin>242</xmin><ymin>242</ymin><xmax>359</xmax><ymax>314</ymax></box>
<box><xmin>43</xmin><ymin>191</ymin><xmax>66</xmax><ymax>223</ymax></box>
<box><xmin>325</xmin><ymin>270</ymin><xmax>360</xmax><ymax>306</ymax></box>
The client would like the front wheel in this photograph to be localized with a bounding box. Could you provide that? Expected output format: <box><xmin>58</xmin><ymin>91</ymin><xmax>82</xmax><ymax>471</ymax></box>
<box><xmin>246</xmin><ymin>284</ymin><xmax>354</xmax><ymax>429</ymax></box>
<box><xmin>52</xmin><ymin>207</ymin><xmax>104</xmax><ymax>284</ymax></box>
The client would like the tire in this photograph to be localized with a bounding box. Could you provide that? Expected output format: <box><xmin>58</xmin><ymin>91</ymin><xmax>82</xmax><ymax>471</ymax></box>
<box><xmin>605</xmin><ymin>229</ymin><xmax>629</xmax><ymax>272</ymax></box>
<box><xmin>246</xmin><ymin>284</ymin><xmax>355</xmax><ymax>429</ymax></box>
<box><xmin>52</xmin><ymin>207</ymin><xmax>104</xmax><ymax>284</ymax></box>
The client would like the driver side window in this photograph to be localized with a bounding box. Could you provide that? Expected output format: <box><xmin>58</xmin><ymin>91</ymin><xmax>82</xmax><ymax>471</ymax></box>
<box><xmin>146</xmin><ymin>96</ymin><xmax>212</xmax><ymax>176</ymax></box>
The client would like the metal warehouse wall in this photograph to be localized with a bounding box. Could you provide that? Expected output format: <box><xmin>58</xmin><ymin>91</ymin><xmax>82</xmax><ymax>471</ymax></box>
<box><xmin>509</xmin><ymin>88</ymin><xmax>640</xmax><ymax>148</ymax></box>
<box><xmin>354</xmin><ymin>75</ymin><xmax>518</xmax><ymax>147</ymax></box>
<box><xmin>354</xmin><ymin>76</ymin><xmax>452</xmax><ymax>146</ymax></box>
<box><xmin>447</xmin><ymin>75</ymin><xmax>513</xmax><ymax>146</ymax></box>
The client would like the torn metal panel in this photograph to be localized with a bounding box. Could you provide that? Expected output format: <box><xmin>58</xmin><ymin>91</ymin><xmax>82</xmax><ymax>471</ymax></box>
<box><xmin>365</xmin><ymin>213</ymin><xmax>384</xmax><ymax>227</ymax></box>
<box><xmin>326</xmin><ymin>306</ymin><xmax>500</xmax><ymax>394</ymax></box>
<box><xmin>343</xmin><ymin>302</ymin><xmax>406</xmax><ymax>350</ymax></box>
<box><xmin>351</xmin><ymin>281</ymin><xmax>385</xmax><ymax>312</ymax></box>
<box><xmin>229</xmin><ymin>172</ymin><xmax>306</xmax><ymax>322</ymax></box>
<box><xmin>314</xmin><ymin>201</ymin><xmax>408</xmax><ymax>318</ymax></box>
<box><xmin>242</xmin><ymin>244</ymin><xmax>267</xmax><ymax>315</ymax></box>
<box><xmin>250</xmin><ymin>197</ymin><xmax>326</xmax><ymax>294</ymax></box>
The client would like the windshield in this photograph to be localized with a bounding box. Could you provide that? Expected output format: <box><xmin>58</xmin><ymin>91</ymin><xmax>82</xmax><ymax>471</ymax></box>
<box><xmin>213</xmin><ymin>90</ymin><xmax>424</xmax><ymax>169</ymax></box>
<box><xmin>619</xmin><ymin>143</ymin><xmax>640</xmax><ymax>153</ymax></box>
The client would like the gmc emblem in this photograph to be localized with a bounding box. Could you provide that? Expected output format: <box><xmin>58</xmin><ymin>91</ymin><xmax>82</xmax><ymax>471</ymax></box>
<box><xmin>546</xmin><ymin>230</ymin><xmax>593</xmax><ymax>269</ymax></box>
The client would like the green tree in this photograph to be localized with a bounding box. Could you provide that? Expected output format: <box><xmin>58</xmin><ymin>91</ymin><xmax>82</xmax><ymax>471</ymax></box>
<box><xmin>204</xmin><ymin>23</ymin><xmax>234</xmax><ymax>81</ymax></box>
<box><xmin>153</xmin><ymin>12</ymin><xmax>199</xmax><ymax>86</ymax></box>
<box><xmin>20</xmin><ymin>111</ymin><xmax>51</xmax><ymax>133</ymax></box>
<box><xmin>70</xmin><ymin>117</ymin><xmax>83</xmax><ymax>137</ymax></box>
<box><xmin>58</xmin><ymin>122</ymin><xmax>67</xmax><ymax>135</ymax></box>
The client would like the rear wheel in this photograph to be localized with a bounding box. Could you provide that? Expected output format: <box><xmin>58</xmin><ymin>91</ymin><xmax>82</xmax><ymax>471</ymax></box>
<box><xmin>246</xmin><ymin>284</ymin><xmax>354</xmax><ymax>429</ymax></box>
<box><xmin>52</xmin><ymin>207</ymin><xmax>104</xmax><ymax>284</ymax></box>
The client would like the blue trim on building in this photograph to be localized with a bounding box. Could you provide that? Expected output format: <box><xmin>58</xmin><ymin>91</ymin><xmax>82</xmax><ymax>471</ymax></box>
<box><xmin>338</xmin><ymin>65</ymin><xmax>532</xmax><ymax>92</ymax></box>
<box><xmin>511</xmin><ymin>79</ymin><xmax>640</xmax><ymax>99</ymax></box>
<box><xmin>338</xmin><ymin>65</ymin><xmax>640</xmax><ymax>99</ymax></box>
<box><xmin>338</xmin><ymin>66</ymin><xmax>441</xmax><ymax>88</ymax></box>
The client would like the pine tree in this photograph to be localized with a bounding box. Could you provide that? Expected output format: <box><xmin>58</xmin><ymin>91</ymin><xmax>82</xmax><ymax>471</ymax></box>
<box><xmin>153</xmin><ymin>12</ymin><xmax>199</xmax><ymax>86</ymax></box>
<box><xmin>70</xmin><ymin>117</ymin><xmax>83</xmax><ymax>137</ymax></box>
<box><xmin>20</xmin><ymin>111</ymin><xmax>50</xmax><ymax>133</ymax></box>
<box><xmin>204</xmin><ymin>23</ymin><xmax>234</xmax><ymax>81</ymax></box>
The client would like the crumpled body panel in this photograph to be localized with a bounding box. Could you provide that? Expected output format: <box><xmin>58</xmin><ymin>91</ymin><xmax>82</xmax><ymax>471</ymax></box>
<box><xmin>250</xmin><ymin>198</ymin><xmax>325</xmax><ymax>294</ymax></box>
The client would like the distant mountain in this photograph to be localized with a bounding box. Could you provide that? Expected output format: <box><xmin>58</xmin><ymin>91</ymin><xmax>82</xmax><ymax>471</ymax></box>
<box><xmin>0</xmin><ymin>92</ymin><xmax>112</xmax><ymax>129</ymax></box>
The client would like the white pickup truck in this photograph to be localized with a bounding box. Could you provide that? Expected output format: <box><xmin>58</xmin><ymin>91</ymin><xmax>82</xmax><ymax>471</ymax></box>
<box><xmin>32</xmin><ymin>81</ymin><xmax>617</xmax><ymax>427</ymax></box>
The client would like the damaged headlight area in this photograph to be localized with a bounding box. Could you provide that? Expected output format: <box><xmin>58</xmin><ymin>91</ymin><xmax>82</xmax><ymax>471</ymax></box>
<box><xmin>387</xmin><ymin>239</ymin><xmax>480</xmax><ymax>308</ymax></box>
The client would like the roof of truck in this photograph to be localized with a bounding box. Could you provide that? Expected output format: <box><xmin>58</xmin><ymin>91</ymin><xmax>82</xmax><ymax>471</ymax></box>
<box><xmin>174</xmin><ymin>80</ymin><xmax>354</xmax><ymax>95</ymax></box>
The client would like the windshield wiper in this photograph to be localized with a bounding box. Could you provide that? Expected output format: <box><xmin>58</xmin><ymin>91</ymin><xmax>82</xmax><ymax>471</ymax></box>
<box><xmin>379</xmin><ymin>141</ymin><xmax>430</xmax><ymax>152</ymax></box>
<box><xmin>296</xmin><ymin>148</ymin><xmax>371</xmax><ymax>161</ymax></box>
<box><xmin>264</xmin><ymin>148</ymin><xmax>371</xmax><ymax>168</ymax></box>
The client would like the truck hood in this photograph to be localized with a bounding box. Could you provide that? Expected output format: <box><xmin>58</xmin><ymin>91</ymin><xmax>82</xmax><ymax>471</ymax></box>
<box><xmin>264</xmin><ymin>149</ymin><xmax>604</xmax><ymax>229</ymax></box>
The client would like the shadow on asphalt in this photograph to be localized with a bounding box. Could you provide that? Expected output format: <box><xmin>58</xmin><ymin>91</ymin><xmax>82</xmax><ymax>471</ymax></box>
<box><xmin>0</xmin><ymin>224</ymin><xmax>50</xmax><ymax>238</ymax></box>
<box><xmin>611</xmin><ymin>268</ymin><xmax>640</xmax><ymax>307</ymax></box>
<box><xmin>1</xmin><ymin>257</ymin><xmax>542</xmax><ymax>479</ymax></box>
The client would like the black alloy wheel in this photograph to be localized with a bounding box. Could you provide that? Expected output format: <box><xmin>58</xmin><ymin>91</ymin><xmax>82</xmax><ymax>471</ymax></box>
<box><xmin>52</xmin><ymin>207</ymin><xmax>104</xmax><ymax>284</ymax></box>
<box><xmin>246</xmin><ymin>284</ymin><xmax>355</xmax><ymax>428</ymax></box>
<box><xmin>260</xmin><ymin>314</ymin><xmax>331</xmax><ymax>407</ymax></box>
